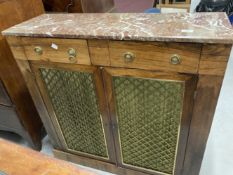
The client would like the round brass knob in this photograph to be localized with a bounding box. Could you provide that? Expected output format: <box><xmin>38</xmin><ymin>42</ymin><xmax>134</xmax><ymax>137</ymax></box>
<box><xmin>34</xmin><ymin>46</ymin><xmax>43</xmax><ymax>55</ymax></box>
<box><xmin>124</xmin><ymin>52</ymin><xmax>135</xmax><ymax>63</ymax></box>
<box><xmin>170</xmin><ymin>54</ymin><xmax>181</xmax><ymax>65</ymax></box>
<box><xmin>67</xmin><ymin>48</ymin><xmax>77</xmax><ymax>63</ymax></box>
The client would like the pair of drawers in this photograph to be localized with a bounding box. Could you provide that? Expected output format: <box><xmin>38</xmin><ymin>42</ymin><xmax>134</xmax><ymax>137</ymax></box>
<box><xmin>20</xmin><ymin>38</ymin><xmax>202</xmax><ymax>74</ymax></box>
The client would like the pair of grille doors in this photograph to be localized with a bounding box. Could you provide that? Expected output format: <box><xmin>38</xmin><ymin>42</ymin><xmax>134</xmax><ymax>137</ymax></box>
<box><xmin>33</xmin><ymin>62</ymin><xmax>195</xmax><ymax>175</ymax></box>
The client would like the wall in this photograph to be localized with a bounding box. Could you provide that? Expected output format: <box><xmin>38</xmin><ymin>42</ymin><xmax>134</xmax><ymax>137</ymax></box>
<box><xmin>190</xmin><ymin>0</ymin><xmax>200</xmax><ymax>12</ymax></box>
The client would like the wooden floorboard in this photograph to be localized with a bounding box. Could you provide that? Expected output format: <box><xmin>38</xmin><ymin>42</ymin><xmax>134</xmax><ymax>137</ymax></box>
<box><xmin>0</xmin><ymin>139</ymin><xmax>97</xmax><ymax>175</ymax></box>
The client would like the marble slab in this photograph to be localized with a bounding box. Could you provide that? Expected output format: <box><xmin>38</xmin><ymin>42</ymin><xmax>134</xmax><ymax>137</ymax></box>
<box><xmin>2</xmin><ymin>13</ymin><xmax>233</xmax><ymax>44</ymax></box>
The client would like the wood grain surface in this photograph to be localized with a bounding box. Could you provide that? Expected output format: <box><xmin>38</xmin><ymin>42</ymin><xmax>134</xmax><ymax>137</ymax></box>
<box><xmin>0</xmin><ymin>0</ymin><xmax>44</xmax><ymax>149</ymax></box>
<box><xmin>0</xmin><ymin>138</ymin><xmax>97</xmax><ymax>175</ymax></box>
<box><xmin>199</xmin><ymin>44</ymin><xmax>232</xmax><ymax>75</ymax></box>
<box><xmin>182</xmin><ymin>75</ymin><xmax>224</xmax><ymax>175</ymax></box>
<box><xmin>88</xmin><ymin>40</ymin><xmax>110</xmax><ymax>66</ymax></box>
<box><xmin>5</xmin><ymin>36</ymin><xmax>63</xmax><ymax>148</ymax></box>
<box><xmin>54</xmin><ymin>149</ymin><xmax>156</xmax><ymax>175</ymax></box>
<box><xmin>22</xmin><ymin>37</ymin><xmax>91</xmax><ymax>65</ymax></box>
<box><xmin>109</xmin><ymin>41</ymin><xmax>201</xmax><ymax>74</ymax></box>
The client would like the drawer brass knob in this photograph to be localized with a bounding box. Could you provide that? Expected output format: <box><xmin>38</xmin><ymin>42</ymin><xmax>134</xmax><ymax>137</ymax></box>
<box><xmin>67</xmin><ymin>48</ymin><xmax>77</xmax><ymax>63</ymax></box>
<box><xmin>34</xmin><ymin>46</ymin><xmax>43</xmax><ymax>55</ymax></box>
<box><xmin>170</xmin><ymin>54</ymin><xmax>181</xmax><ymax>65</ymax></box>
<box><xmin>124</xmin><ymin>52</ymin><xmax>135</xmax><ymax>63</ymax></box>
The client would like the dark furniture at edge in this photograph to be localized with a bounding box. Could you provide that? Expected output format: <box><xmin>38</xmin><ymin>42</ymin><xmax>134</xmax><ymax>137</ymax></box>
<box><xmin>0</xmin><ymin>0</ymin><xmax>44</xmax><ymax>149</ymax></box>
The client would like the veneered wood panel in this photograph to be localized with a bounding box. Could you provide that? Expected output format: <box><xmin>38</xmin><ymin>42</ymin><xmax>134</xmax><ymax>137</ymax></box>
<box><xmin>109</xmin><ymin>41</ymin><xmax>201</xmax><ymax>74</ymax></box>
<box><xmin>6</xmin><ymin>36</ymin><xmax>62</xmax><ymax>148</ymax></box>
<box><xmin>0</xmin><ymin>0</ymin><xmax>44</xmax><ymax>31</ymax></box>
<box><xmin>201</xmin><ymin>44</ymin><xmax>232</xmax><ymax>56</ymax></box>
<box><xmin>199</xmin><ymin>44</ymin><xmax>232</xmax><ymax>75</ymax></box>
<box><xmin>199</xmin><ymin>60</ymin><xmax>228</xmax><ymax>76</ymax></box>
<box><xmin>88</xmin><ymin>40</ymin><xmax>110</xmax><ymax>66</ymax></box>
<box><xmin>182</xmin><ymin>75</ymin><xmax>224</xmax><ymax>175</ymax></box>
<box><xmin>0</xmin><ymin>38</ymin><xmax>40</xmax><ymax>146</ymax></box>
<box><xmin>5</xmin><ymin>36</ymin><xmax>27</xmax><ymax>60</ymax></box>
<box><xmin>21</xmin><ymin>37</ymin><xmax>91</xmax><ymax>65</ymax></box>
<box><xmin>16</xmin><ymin>59</ymin><xmax>63</xmax><ymax>148</ymax></box>
<box><xmin>54</xmin><ymin>149</ymin><xmax>155</xmax><ymax>175</ymax></box>
<box><xmin>0</xmin><ymin>0</ymin><xmax>44</xmax><ymax>149</ymax></box>
<box><xmin>103</xmin><ymin>67</ymin><xmax>193</xmax><ymax>81</ymax></box>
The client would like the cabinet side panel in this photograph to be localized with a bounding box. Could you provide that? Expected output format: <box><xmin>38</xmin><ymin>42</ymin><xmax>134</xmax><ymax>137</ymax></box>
<box><xmin>198</xmin><ymin>44</ymin><xmax>232</xmax><ymax>76</ymax></box>
<box><xmin>183</xmin><ymin>75</ymin><xmax>224</xmax><ymax>175</ymax></box>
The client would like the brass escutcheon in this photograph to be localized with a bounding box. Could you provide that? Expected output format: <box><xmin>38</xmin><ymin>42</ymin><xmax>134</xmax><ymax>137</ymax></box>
<box><xmin>124</xmin><ymin>52</ymin><xmax>135</xmax><ymax>63</ymax></box>
<box><xmin>67</xmin><ymin>48</ymin><xmax>77</xmax><ymax>63</ymax></box>
<box><xmin>34</xmin><ymin>46</ymin><xmax>43</xmax><ymax>55</ymax></box>
<box><xmin>170</xmin><ymin>54</ymin><xmax>181</xmax><ymax>65</ymax></box>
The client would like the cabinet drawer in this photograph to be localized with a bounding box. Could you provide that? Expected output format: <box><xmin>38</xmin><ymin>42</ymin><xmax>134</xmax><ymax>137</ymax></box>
<box><xmin>109</xmin><ymin>41</ymin><xmax>201</xmax><ymax>74</ymax></box>
<box><xmin>22</xmin><ymin>37</ymin><xmax>91</xmax><ymax>65</ymax></box>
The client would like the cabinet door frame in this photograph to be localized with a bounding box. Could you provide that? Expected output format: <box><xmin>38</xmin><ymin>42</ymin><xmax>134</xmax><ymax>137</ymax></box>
<box><xmin>31</xmin><ymin>61</ymin><xmax>116</xmax><ymax>163</ymax></box>
<box><xmin>103</xmin><ymin>67</ymin><xmax>197</xmax><ymax>175</ymax></box>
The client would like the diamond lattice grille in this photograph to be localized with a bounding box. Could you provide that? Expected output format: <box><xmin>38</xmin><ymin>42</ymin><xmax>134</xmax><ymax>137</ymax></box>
<box><xmin>39</xmin><ymin>68</ymin><xmax>108</xmax><ymax>158</ymax></box>
<box><xmin>113</xmin><ymin>76</ymin><xmax>184</xmax><ymax>174</ymax></box>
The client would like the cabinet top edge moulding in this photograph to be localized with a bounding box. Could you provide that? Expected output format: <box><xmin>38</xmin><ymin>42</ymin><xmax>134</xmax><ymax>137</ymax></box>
<box><xmin>2</xmin><ymin>12</ymin><xmax>233</xmax><ymax>44</ymax></box>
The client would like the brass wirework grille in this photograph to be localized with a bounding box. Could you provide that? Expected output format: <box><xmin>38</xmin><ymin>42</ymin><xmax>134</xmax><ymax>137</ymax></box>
<box><xmin>39</xmin><ymin>68</ymin><xmax>108</xmax><ymax>158</ymax></box>
<box><xmin>113</xmin><ymin>76</ymin><xmax>184</xmax><ymax>175</ymax></box>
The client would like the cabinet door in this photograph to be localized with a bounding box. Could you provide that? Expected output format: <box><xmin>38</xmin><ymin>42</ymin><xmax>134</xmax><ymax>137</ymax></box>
<box><xmin>31</xmin><ymin>62</ymin><xmax>115</xmax><ymax>163</ymax></box>
<box><xmin>103</xmin><ymin>68</ymin><xmax>196</xmax><ymax>175</ymax></box>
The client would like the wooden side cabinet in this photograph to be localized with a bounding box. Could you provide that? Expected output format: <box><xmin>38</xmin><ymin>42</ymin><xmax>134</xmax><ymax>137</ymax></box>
<box><xmin>6</xmin><ymin>37</ymin><xmax>230</xmax><ymax>175</ymax></box>
<box><xmin>3</xmin><ymin>13</ymin><xmax>233</xmax><ymax>175</ymax></box>
<box><xmin>0</xmin><ymin>0</ymin><xmax>44</xmax><ymax>149</ymax></box>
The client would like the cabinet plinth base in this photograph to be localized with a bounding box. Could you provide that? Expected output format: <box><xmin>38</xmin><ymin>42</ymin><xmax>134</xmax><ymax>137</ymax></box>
<box><xmin>53</xmin><ymin>149</ymin><xmax>164</xmax><ymax>175</ymax></box>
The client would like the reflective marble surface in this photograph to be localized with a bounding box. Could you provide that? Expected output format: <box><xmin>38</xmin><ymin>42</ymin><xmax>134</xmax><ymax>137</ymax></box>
<box><xmin>2</xmin><ymin>13</ymin><xmax>233</xmax><ymax>43</ymax></box>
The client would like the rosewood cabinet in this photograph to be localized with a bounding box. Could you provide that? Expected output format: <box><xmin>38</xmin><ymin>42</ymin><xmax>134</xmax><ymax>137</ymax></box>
<box><xmin>3</xmin><ymin>13</ymin><xmax>233</xmax><ymax>175</ymax></box>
